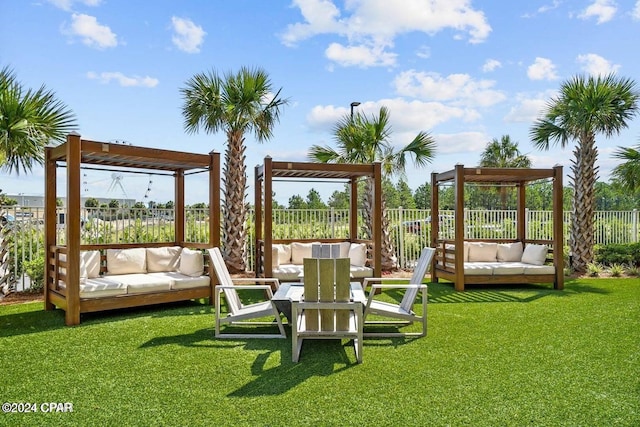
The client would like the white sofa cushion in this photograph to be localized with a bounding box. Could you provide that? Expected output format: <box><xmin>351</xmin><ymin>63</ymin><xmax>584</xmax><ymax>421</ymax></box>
<box><xmin>116</xmin><ymin>273</ymin><xmax>172</xmax><ymax>293</ymax></box>
<box><xmin>146</xmin><ymin>246</ymin><xmax>182</xmax><ymax>272</ymax></box>
<box><xmin>291</xmin><ymin>242</ymin><xmax>317</xmax><ymax>265</ymax></box>
<box><xmin>491</xmin><ymin>263</ymin><xmax>525</xmax><ymax>275</ymax></box>
<box><xmin>106</xmin><ymin>248</ymin><xmax>147</xmax><ymax>275</ymax></box>
<box><xmin>497</xmin><ymin>242</ymin><xmax>524</xmax><ymax>262</ymax></box>
<box><xmin>349</xmin><ymin>265</ymin><xmax>374</xmax><ymax>279</ymax></box>
<box><xmin>523</xmin><ymin>264</ymin><xmax>555</xmax><ymax>275</ymax></box>
<box><xmin>273</xmin><ymin>244</ymin><xmax>292</xmax><ymax>265</ymax></box>
<box><xmin>179</xmin><ymin>248</ymin><xmax>204</xmax><ymax>277</ymax></box>
<box><xmin>272</xmin><ymin>264</ymin><xmax>304</xmax><ymax>281</ymax></box>
<box><xmin>339</xmin><ymin>242</ymin><xmax>351</xmax><ymax>258</ymax></box>
<box><xmin>521</xmin><ymin>244</ymin><xmax>548</xmax><ymax>266</ymax></box>
<box><xmin>147</xmin><ymin>272</ymin><xmax>210</xmax><ymax>290</ymax></box>
<box><xmin>349</xmin><ymin>243</ymin><xmax>367</xmax><ymax>267</ymax></box>
<box><xmin>468</xmin><ymin>242</ymin><xmax>498</xmax><ymax>262</ymax></box>
<box><xmin>81</xmin><ymin>250</ymin><xmax>102</xmax><ymax>279</ymax></box>
<box><xmin>79</xmin><ymin>277</ymin><xmax>127</xmax><ymax>298</ymax></box>
<box><xmin>463</xmin><ymin>262</ymin><xmax>495</xmax><ymax>275</ymax></box>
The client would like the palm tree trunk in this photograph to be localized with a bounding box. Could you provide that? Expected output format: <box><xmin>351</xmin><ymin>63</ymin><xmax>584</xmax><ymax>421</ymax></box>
<box><xmin>364</xmin><ymin>178</ymin><xmax>398</xmax><ymax>271</ymax></box>
<box><xmin>570</xmin><ymin>133</ymin><xmax>597</xmax><ymax>274</ymax></box>
<box><xmin>222</xmin><ymin>131</ymin><xmax>247</xmax><ymax>273</ymax></box>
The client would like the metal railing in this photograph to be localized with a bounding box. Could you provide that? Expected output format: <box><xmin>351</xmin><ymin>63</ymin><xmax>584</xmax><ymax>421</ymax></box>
<box><xmin>1</xmin><ymin>206</ymin><xmax>638</xmax><ymax>292</ymax></box>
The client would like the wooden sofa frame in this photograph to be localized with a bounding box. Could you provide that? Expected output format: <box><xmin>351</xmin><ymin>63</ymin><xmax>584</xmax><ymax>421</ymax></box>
<box><xmin>44</xmin><ymin>133</ymin><xmax>221</xmax><ymax>325</ymax></box>
<box><xmin>430</xmin><ymin>165</ymin><xmax>564</xmax><ymax>292</ymax></box>
<box><xmin>47</xmin><ymin>242</ymin><xmax>215</xmax><ymax>319</ymax></box>
<box><xmin>254</xmin><ymin>157</ymin><xmax>383</xmax><ymax>279</ymax></box>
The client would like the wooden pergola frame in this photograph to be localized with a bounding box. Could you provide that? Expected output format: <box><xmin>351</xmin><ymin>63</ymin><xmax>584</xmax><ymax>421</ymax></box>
<box><xmin>430</xmin><ymin>164</ymin><xmax>564</xmax><ymax>291</ymax></box>
<box><xmin>44</xmin><ymin>133</ymin><xmax>220</xmax><ymax>325</ymax></box>
<box><xmin>254</xmin><ymin>156</ymin><xmax>382</xmax><ymax>278</ymax></box>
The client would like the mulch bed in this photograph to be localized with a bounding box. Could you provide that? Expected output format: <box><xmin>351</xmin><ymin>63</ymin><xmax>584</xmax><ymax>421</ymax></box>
<box><xmin>0</xmin><ymin>291</ymin><xmax>44</xmax><ymax>306</ymax></box>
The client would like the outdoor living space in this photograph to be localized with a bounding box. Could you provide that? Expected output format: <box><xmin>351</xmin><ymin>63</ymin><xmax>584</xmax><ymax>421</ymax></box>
<box><xmin>1</xmin><ymin>277</ymin><xmax>638</xmax><ymax>425</ymax></box>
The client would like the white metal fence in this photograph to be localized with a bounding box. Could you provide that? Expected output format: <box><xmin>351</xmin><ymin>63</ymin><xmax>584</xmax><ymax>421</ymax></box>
<box><xmin>1</xmin><ymin>206</ymin><xmax>638</xmax><ymax>292</ymax></box>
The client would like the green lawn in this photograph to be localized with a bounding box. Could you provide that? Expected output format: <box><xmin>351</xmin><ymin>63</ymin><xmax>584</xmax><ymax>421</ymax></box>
<box><xmin>1</xmin><ymin>279</ymin><xmax>638</xmax><ymax>426</ymax></box>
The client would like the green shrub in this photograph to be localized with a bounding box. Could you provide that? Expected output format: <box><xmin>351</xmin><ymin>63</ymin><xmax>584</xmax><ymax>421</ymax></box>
<box><xmin>626</xmin><ymin>264</ymin><xmax>640</xmax><ymax>277</ymax></box>
<box><xmin>587</xmin><ymin>262</ymin><xmax>603</xmax><ymax>277</ymax></box>
<box><xmin>595</xmin><ymin>243</ymin><xmax>640</xmax><ymax>267</ymax></box>
<box><xmin>23</xmin><ymin>255</ymin><xmax>45</xmax><ymax>293</ymax></box>
<box><xmin>609</xmin><ymin>263</ymin><xmax>624</xmax><ymax>277</ymax></box>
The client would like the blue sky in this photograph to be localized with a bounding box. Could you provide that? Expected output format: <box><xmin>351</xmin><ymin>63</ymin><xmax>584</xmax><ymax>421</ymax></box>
<box><xmin>2</xmin><ymin>0</ymin><xmax>639</xmax><ymax>205</ymax></box>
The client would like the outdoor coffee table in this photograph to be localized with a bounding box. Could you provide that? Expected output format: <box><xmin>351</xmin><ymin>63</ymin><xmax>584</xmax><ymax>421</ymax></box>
<box><xmin>272</xmin><ymin>282</ymin><xmax>366</xmax><ymax>323</ymax></box>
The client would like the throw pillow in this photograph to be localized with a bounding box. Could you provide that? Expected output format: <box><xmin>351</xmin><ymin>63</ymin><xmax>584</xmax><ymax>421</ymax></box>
<box><xmin>106</xmin><ymin>248</ymin><xmax>147</xmax><ymax>275</ymax></box>
<box><xmin>468</xmin><ymin>242</ymin><xmax>498</xmax><ymax>262</ymax></box>
<box><xmin>146</xmin><ymin>246</ymin><xmax>182</xmax><ymax>272</ymax></box>
<box><xmin>497</xmin><ymin>242</ymin><xmax>524</xmax><ymax>262</ymax></box>
<box><xmin>349</xmin><ymin>243</ymin><xmax>367</xmax><ymax>267</ymax></box>
<box><xmin>179</xmin><ymin>248</ymin><xmax>205</xmax><ymax>277</ymax></box>
<box><xmin>521</xmin><ymin>244</ymin><xmax>548</xmax><ymax>266</ymax></box>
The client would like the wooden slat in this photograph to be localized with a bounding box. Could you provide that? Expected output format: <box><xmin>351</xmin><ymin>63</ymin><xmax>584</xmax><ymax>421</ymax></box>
<box><xmin>303</xmin><ymin>258</ymin><xmax>319</xmax><ymax>331</ymax></box>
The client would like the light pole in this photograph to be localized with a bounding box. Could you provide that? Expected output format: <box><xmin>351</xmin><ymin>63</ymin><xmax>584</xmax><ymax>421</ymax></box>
<box><xmin>350</xmin><ymin>101</ymin><xmax>360</xmax><ymax>119</ymax></box>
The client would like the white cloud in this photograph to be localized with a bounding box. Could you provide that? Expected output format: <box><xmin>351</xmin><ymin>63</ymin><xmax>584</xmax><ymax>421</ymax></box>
<box><xmin>578</xmin><ymin>0</ymin><xmax>617</xmax><ymax>24</ymax></box>
<box><xmin>325</xmin><ymin>41</ymin><xmax>397</xmax><ymax>67</ymax></box>
<box><xmin>432</xmin><ymin>132</ymin><xmax>487</xmax><ymax>154</ymax></box>
<box><xmin>527</xmin><ymin>57</ymin><xmax>558</xmax><ymax>80</ymax></box>
<box><xmin>86</xmin><ymin>71</ymin><xmax>159</xmax><ymax>88</ymax></box>
<box><xmin>64</xmin><ymin>13</ymin><xmax>117</xmax><ymax>49</ymax></box>
<box><xmin>393</xmin><ymin>70</ymin><xmax>506</xmax><ymax>107</ymax></box>
<box><xmin>633</xmin><ymin>1</ymin><xmax>640</xmax><ymax>20</ymax></box>
<box><xmin>171</xmin><ymin>17</ymin><xmax>206</xmax><ymax>54</ymax></box>
<box><xmin>482</xmin><ymin>59</ymin><xmax>501</xmax><ymax>72</ymax></box>
<box><xmin>281</xmin><ymin>0</ymin><xmax>491</xmax><ymax>67</ymax></box>
<box><xmin>576</xmin><ymin>53</ymin><xmax>620</xmax><ymax>76</ymax></box>
<box><xmin>306</xmin><ymin>98</ymin><xmax>474</xmax><ymax>134</ymax></box>
<box><xmin>416</xmin><ymin>45</ymin><xmax>431</xmax><ymax>59</ymax></box>
<box><xmin>504</xmin><ymin>91</ymin><xmax>558</xmax><ymax>123</ymax></box>
<box><xmin>47</xmin><ymin>0</ymin><xmax>102</xmax><ymax>11</ymax></box>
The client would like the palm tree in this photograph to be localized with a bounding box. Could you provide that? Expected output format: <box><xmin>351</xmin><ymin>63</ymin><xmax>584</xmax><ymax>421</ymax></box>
<box><xmin>611</xmin><ymin>143</ymin><xmax>640</xmax><ymax>194</ymax></box>
<box><xmin>0</xmin><ymin>66</ymin><xmax>76</xmax><ymax>174</ymax></box>
<box><xmin>181</xmin><ymin>67</ymin><xmax>288</xmax><ymax>272</ymax></box>
<box><xmin>530</xmin><ymin>74</ymin><xmax>639</xmax><ymax>273</ymax></box>
<box><xmin>479</xmin><ymin>135</ymin><xmax>531</xmax><ymax>209</ymax></box>
<box><xmin>309</xmin><ymin>106</ymin><xmax>436</xmax><ymax>270</ymax></box>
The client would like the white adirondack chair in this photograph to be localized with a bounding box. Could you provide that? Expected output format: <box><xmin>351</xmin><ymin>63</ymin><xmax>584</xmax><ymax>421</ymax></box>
<box><xmin>362</xmin><ymin>247</ymin><xmax>434</xmax><ymax>337</ymax></box>
<box><xmin>292</xmin><ymin>257</ymin><xmax>363</xmax><ymax>363</ymax></box>
<box><xmin>208</xmin><ymin>248</ymin><xmax>286</xmax><ymax>339</ymax></box>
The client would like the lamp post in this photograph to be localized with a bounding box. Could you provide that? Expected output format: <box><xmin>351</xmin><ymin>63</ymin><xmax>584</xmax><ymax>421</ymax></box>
<box><xmin>350</xmin><ymin>101</ymin><xmax>361</xmax><ymax>119</ymax></box>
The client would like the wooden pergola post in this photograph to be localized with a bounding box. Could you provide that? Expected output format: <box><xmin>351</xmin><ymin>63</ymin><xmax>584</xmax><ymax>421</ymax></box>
<box><xmin>65</xmin><ymin>133</ymin><xmax>82</xmax><ymax>325</ymax></box>
<box><xmin>453</xmin><ymin>165</ymin><xmax>465</xmax><ymax>292</ymax></box>
<box><xmin>553</xmin><ymin>165</ymin><xmax>564</xmax><ymax>290</ymax></box>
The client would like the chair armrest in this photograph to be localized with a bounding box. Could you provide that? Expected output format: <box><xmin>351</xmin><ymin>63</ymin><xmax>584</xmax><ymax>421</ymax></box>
<box><xmin>217</xmin><ymin>284</ymin><xmax>273</xmax><ymax>291</ymax></box>
<box><xmin>232</xmin><ymin>278</ymin><xmax>280</xmax><ymax>289</ymax></box>
<box><xmin>370</xmin><ymin>284</ymin><xmax>427</xmax><ymax>290</ymax></box>
<box><xmin>363</xmin><ymin>277</ymin><xmax>410</xmax><ymax>287</ymax></box>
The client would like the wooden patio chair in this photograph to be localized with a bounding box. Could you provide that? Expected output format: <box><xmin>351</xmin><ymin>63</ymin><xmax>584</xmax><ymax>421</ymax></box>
<box><xmin>292</xmin><ymin>257</ymin><xmax>363</xmax><ymax>363</ymax></box>
<box><xmin>362</xmin><ymin>247</ymin><xmax>434</xmax><ymax>337</ymax></box>
<box><xmin>208</xmin><ymin>248</ymin><xmax>286</xmax><ymax>339</ymax></box>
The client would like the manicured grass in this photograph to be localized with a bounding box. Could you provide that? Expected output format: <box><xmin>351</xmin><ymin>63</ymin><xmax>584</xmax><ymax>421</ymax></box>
<box><xmin>1</xmin><ymin>279</ymin><xmax>638</xmax><ymax>426</ymax></box>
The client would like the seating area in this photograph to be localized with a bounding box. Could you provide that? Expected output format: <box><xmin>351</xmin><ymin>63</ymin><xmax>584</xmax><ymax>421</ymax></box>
<box><xmin>430</xmin><ymin>165</ymin><xmax>564</xmax><ymax>291</ymax></box>
<box><xmin>50</xmin><ymin>244</ymin><xmax>212</xmax><ymax>297</ymax></box>
<box><xmin>44</xmin><ymin>134</ymin><xmax>221</xmax><ymax>325</ymax></box>
<box><xmin>210</xmin><ymin>242</ymin><xmax>433</xmax><ymax>363</ymax></box>
<box><xmin>270</xmin><ymin>241</ymin><xmax>374</xmax><ymax>281</ymax></box>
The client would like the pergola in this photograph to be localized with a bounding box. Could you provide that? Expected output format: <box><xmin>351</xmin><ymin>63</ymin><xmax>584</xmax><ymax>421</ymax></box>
<box><xmin>44</xmin><ymin>133</ymin><xmax>220</xmax><ymax>325</ymax></box>
<box><xmin>430</xmin><ymin>164</ymin><xmax>564</xmax><ymax>291</ymax></box>
<box><xmin>254</xmin><ymin>156</ymin><xmax>382</xmax><ymax>278</ymax></box>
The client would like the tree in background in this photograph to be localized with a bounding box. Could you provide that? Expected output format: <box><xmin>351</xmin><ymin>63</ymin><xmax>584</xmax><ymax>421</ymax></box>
<box><xmin>611</xmin><ymin>143</ymin><xmax>640</xmax><ymax>194</ymax></box>
<box><xmin>309</xmin><ymin>106</ymin><xmax>436</xmax><ymax>270</ymax></box>
<box><xmin>305</xmin><ymin>188</ymin><xmax>327</xmax><ymax>210</ymax></box>
<box><xmin>0</xmin><ymin>66</ymin><xmax>76</xmax><ymax>174</ymax></box>
<box><xmin>396</xmin><ymin>179</ymin><xmax>416</xmax><ymax>209</ymax></box>
<box><xmin>414</xmin><ymin>183</ymin><xmax>431</xmax><ymax>209</ymax></box>
<box><xmin>479</xmin><ymin>135</ymin><xmax>531</xmax><ymax>209</ymax></box>
<box><xmin>531</xmin><ymin>74</ymin><xmax>639</xmax><ymax>273</ymax></box>
<box><xmin>181</xmin><ymin>66</ymin><xmax>288</xmax><ymax>272</ymax></box>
